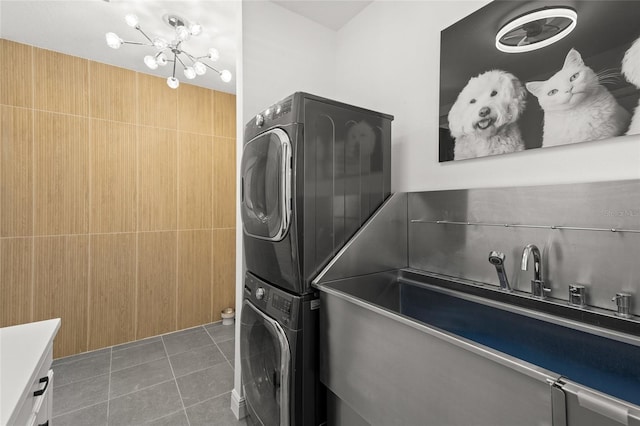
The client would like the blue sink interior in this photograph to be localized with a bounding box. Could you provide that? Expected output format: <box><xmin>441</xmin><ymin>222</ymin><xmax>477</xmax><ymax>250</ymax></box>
<box><xmin>400</xmin><ymin>282</ymin><xmax>640</xmax><ymax>406</ymax></box>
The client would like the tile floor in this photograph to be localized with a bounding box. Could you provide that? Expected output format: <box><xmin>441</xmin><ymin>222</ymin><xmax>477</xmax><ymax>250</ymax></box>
<box><xmin>51</xmin><ymin>322</ymin><xmax>247</xmax><ymax>426</ymax></box>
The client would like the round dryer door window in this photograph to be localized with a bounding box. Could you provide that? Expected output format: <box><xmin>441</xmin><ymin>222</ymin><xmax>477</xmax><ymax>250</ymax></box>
<box><xmin>240</xmin><ymin>299</ymin><xmax>291</xmax><ymax>426</ymax></box>
<box><xmin>241</xmin><ymin>128</ymin><xmax>292</xmax><ymax>241</ymax></box>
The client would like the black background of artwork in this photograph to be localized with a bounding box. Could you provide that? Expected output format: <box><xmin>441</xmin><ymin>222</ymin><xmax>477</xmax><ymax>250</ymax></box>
<box><xmin>439</xmin><ymin>0</ymin><xmax>640</xmax><ymax>162</ymax></box>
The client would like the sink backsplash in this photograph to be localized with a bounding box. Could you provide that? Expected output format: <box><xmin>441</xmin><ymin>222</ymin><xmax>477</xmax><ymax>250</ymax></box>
<box><xmin>408</xmin><ymin>180</ymin><xmax>640</xmax><ymax>317</ymax></box>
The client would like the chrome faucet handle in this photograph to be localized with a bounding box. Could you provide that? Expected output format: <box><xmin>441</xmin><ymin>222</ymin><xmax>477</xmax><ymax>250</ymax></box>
<box><xmin>612</xmin><ymin>293</ymin><xmax>632</xmax><ymax>318</ymax></box>
<box><xmin>568</xmin><ymin>284</ymin><xmax>586</xmax><ymax>307</ymax></box>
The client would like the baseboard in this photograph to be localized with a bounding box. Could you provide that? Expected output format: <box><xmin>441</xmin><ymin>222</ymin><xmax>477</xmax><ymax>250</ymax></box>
<box><xmin>231</xmin><ymin>388</ymin><xmax>247</xmax><ymax>420</ymax></box>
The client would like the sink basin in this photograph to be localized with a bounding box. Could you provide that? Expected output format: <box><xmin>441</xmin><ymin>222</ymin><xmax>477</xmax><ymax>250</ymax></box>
<box><xmin>317</xmin><ymin>268</ymin><xmax>640</xmax><ymax>407</ymax></box>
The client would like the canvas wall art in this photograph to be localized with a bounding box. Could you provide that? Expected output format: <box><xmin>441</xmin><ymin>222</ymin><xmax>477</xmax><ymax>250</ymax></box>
<box><xmin>439</xmin><ymin>0</ymin><xmax>640</xmax><ymax>162</ymax></box>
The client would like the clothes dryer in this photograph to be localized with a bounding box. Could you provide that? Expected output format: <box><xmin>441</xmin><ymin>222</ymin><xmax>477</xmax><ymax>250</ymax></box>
<box><xmin>241</xmin><ymin>92</ymin><xmax>393</xmax><ymax>295</ymax></box>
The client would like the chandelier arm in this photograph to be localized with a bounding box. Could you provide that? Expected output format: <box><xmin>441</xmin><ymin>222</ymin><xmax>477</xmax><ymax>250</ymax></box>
<box><xmin>182</xmin><ymin>51</ymin><xmax>199</xmax><ymax>63</ymax></box>
<box><xmin>176</xmin><ymin>54</ymin><xmax>188</xmax><ymax>68</ymax></box>
<box><xmin>122</xmin><ymin>41</ymin><xmax>152</xmax><ymax>46</ymax></box>
<box><xmin>135</xmin><ymin>26</ymin><xmax>154</xmax><ymax>44</ymax></box>
<box><xmin>172</xmin><ymin>51</ymin><xmax>178</xmax><ymax>78</ymax></box>
<box><xmin>201</xmin><ymin>61</ymin><xmax>222</xmax><ymax>75</ymax></box>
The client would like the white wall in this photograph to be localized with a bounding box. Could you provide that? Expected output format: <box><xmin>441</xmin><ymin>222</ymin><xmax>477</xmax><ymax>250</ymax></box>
<box><xmin>335</xmin><ymin>1</ymin><xmax>640</xmax><ymax>192</ymax></box>
<box><xmin>234</xmin><ymin>1</ymin><xmax>339</xmax><ymax>414</ymax></box>
<box><xmin>242</xmin><ymin>0</ymin><xmax>339</xmax><ymax>119</ymax></box>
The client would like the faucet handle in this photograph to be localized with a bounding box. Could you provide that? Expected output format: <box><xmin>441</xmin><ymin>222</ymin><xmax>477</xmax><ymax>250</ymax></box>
<box><xmin>612</xmin><ymin>293</ymin><xmax>632</xmax><ymax>318</ymax></box>
<box><xmin>568</xmin><ymin>284</ymin><xmax>586</xmax><ymax>307</ymax></box>
<box><xmin>531</xmin><ymin>279</ymin><xmax>550</xmax><ymax>299</ymax></box>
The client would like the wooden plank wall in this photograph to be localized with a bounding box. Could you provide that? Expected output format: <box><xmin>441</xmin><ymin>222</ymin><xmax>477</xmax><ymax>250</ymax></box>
<box><xmin>0</xmin><ymin>39</ymin><xmax>237</xmax><ymax>358</ymax></box>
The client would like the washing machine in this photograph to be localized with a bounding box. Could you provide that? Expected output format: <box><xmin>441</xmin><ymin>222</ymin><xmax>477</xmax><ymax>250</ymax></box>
<box><xmin>240</xmin><ymin>272</ymin><xmax>323</xmax><ymax>426</ymax></box>
<box><xmin>241</xmin><ymin>92</ymin><xmax>393</xmax><ymax>295</ymax></box>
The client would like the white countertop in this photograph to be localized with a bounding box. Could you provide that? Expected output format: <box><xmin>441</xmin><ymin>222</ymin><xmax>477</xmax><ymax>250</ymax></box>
<box><xmin>0</xmin><ymin>318</ymin><xmax>61</xmax><ymax>426</ymax></box>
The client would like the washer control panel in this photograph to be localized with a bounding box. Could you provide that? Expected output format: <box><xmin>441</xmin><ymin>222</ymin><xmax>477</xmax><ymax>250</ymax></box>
<box><xmin>244</xmin><ymin>272</ymin><xmax>301</xmax><ymax>329</ymax></box>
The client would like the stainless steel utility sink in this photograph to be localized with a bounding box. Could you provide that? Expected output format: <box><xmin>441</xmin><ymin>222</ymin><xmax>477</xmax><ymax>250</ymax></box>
<box><xmin>315</xmin><ymin>268</ymin><xmax>640</xmax><ymax>425</ymax></box>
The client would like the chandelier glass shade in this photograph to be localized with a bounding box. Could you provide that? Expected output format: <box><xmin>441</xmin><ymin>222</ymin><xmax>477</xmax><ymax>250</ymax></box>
<box><xmin>106</xmin><ymin>13</ymin><xmax>232</xmax><ymax>89</ymax></box>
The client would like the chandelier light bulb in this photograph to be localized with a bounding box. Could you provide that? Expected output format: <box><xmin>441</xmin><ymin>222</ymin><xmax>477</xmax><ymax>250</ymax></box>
<box><xmin>208</xmin><ymin>48</ymin><xmax>220</xmax><ymax>61</ymax></box>
<box><xmin>167</xmin><ymin>77</ymin><xmax>180</xmax><ymax>89</ymax></box>
<box><xmin>193</xmin><ymin>61</ymin><xmax>207</xmax><ymax>75</ymax></box>
<box><xmin>105</xmin><ymin>32</ymin><xmax>123</xmax><ymax>49</ymax></box>
<box><xmin>220</xmin><ymin>69</ymin><xmax>232</xmax><ymax>83</ymax></box>
<box><xmin>156</xmin><ymin>53</ymin><xmax>168</xmax><ymax>66</ymax></box>
<box><xmin>176</xmin><ymin>26</ymin><xmax>190</xmax><ymax>41</ymax></box>
<box><xmin>184</xmin><ymin>66</ymin><xmax>196</xmax><ymax>79</ymax></box>
<box><xmin>143</xmin><ymin>55</ymin><xmax>158</xmax><ymax>70</ymax></box>
<box><xmin>152</xmin><ymin>37</ymin><xmax>169</xmax><ymax>50</ymax></box>
<box><xmin>125</xmin><ymin>14</ymin><xmax>139</xmax><ymax>28</ymax></box>
<box><xmin>189</xmin><ymin>23</ymin><xmax>202</xmax><ymax>36</ymax></box>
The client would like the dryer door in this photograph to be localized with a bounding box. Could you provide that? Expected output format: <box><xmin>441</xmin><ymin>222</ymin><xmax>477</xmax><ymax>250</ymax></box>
<box><xmin>241</xmin><ymin>128</ymin><xmax>292</xmax><ymax>241</ymax></box>
<box><xmin>241</xmin><ymin>299</ymin><xmax>291</xmax><ymax>426</ymax></box>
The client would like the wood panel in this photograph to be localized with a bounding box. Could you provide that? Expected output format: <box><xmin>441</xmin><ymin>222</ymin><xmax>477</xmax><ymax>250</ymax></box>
<box><xmin>90</xmin><ymin>119</ymin><xmax>137</xmax><ymax>233</ymax></box>
<box><xmin>33</xmin><ymin>47</ymin><xmax>88</xmax><ymax>115</ymax></box>
<box><xmin>212</xmin><ymin>137</ymin><xmax>236</xmax><ymax>229</ymax></box>
<box><xmin>89</xmin><ymin>62</ymin><xmax>136</xmax><ymax>123</ymax></box>
<box><xmin>138</xmin><ymin>127</ymin><xmax>177</xmax><ymax>231</ymax></box>
<box><xmin>33</xmin><ymin>235</ymin><xmax>89</xmax><ymax>358</ymax></box>
<box><xmin>0</xmin><ymin>39</ymin><xmax>32</xmax><ymax>108</ymax></box>
<box><xmin>138</xmin><ymin>73</ymin><xmax>177</xmax><ymax>129</ymax></box>
<box><xmin>1</xmin><ymin>106</ymin><xmax>33</xmax><ymax>237</ymax></box>
<box><xmin>177</xmin><ymin>230</ymin><xmax>212</xmax><ymax>329</ymax></box>
<box><xmin>213</xmin><ymin>91</ymin><xmax>236</xmax><ymax>138</ymax></box>
<box><xmin>0</xmin><ymin>238</ymin><xmax>33</xmax><ymax>327</ymax></box>
<box><xmin>212</xmin><ymin>229</ymin><xmax>235</xmax><ymax>321</ymax></box>
<box><xmin>178</xmin><ymin>132</ymin><xmax>213</xmax><ymax>230</ymax></box>
<box><xmin>33</xmin><ymin>112</ymin><xmax>89</xmax><ymax>235</ymax></box>
<box><xmin>88</xmin><ymin>233</ymin><xmax>136</xmax><ymax>350</ymax></box>
<box><xmin>137</xmin><ymin>231</ymin><xmax>177</xmax><ymax>339</ymax></box>
<box><xmin>177</xmin><ymin>84</ymin><xmax>212</xmax><ymax>135</ymax></box>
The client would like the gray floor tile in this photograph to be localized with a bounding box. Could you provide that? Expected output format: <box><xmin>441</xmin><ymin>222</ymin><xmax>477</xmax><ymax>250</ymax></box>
<box><xmin>170</xmin><ymin>344</ymin><xmax>227</xmax><ymax>378</ymax></box>
<box><xmin>110</xmin><ymin>357</ymin><xmax>175</xmax><ymax>399</ymax></box>
<box><xmin>217</xmin><ymin>339</ymin><xmax>235</xmax><ymax>363</ymax></box>
<box><xmin>53</xmin><ymin>373</ymin><xmax>109</xmax><ymax>417</ymax></box>
<box><xmin>52</xmin><ymin>347</ymin><xmax>111</xmax><ymax>366</ymax></box>
<box><xmin>108</xmin><ymin>380</ymin><xmax>183</xmax><ymax>425</ymax></box>
<box><xmin>176</xmin><ymin>363</ymin><xmax>234</xmax><ymax>407</ymax></box>
<box><xmin>53</xmin><ymin>351</ymin><xmax>111</xmax><ymax>387</ymax></box>
<box><xmin>186</xmin><ymin>392</ymin><xmax>247</xmax><ymax>426</ymax></box>
<box><xmin>111</xmin><ymin>339</ymin><xmax>167</xmax><ymax>372</ymax></box>
<box><xmin>51</xmin><ymin>401</ymin><xmax>108</xmax><ymax>426</ymax></box>
<box><xmin>162</xmin><ymin>327</ymin><xmax>214</xmax><ymax>356</ymax></box>
<box><xmin>205</xmin><ymin>322</ymin><xmax>235</xmax><ymax>343</ymax></box>
<box><xmin>112</xmin><ymin>336</ymin><xmax>161</xmax><ymax>352</ymax></box>
<box><xmin>147</xmin><ymin>409</ymin><xmax>190</xmax><ymax>426</ymax></box>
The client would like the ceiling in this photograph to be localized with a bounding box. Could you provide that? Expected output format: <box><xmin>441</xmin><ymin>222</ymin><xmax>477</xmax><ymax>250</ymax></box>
<box><xmin>0</xmin><ymin>0</ymin><xmax>239</xmax><ymax>93</ymax></box>
<box><xmin>0</xmin><ymin>0</ymin><xmax>372</xmax><ymax>94</ymax></box>
<box><xmin>273</xmin><ymin>0</ymin><xmax>372</xmax><ymax>31</ymax></box>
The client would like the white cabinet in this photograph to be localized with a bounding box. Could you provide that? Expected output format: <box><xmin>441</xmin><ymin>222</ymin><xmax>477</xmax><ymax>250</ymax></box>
<box><xmin>0</xmin><ymin>319</ymin><xmax>60</xmax><ymax>426</ymax></box>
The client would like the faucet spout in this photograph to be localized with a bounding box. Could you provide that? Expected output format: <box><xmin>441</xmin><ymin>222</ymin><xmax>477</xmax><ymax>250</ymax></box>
<box><xmin>521</xmin><ymin>244</ymin><xmax>549</xmax><ymax>299</ymax></box>
<box><xmin>488</xmin><ymin>251</ymin><xmax>512</xmax><ymax>292</ymax></box>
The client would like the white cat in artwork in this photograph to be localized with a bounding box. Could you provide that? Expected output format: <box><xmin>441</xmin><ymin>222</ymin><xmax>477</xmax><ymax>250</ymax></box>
<box><xmin>526</xmin><ymin>48</ymin><xmax>630</xmax><ymax>147</ymax></box>
<box><xmin>622</xmin><ymin>36</ymin><xmax>640</xmax><ymax>135</ymax></box>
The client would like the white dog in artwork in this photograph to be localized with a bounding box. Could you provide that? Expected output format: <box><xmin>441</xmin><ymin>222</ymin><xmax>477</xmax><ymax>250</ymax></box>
<box><xmin>448</xmin><ymin>70</ymin><xmax>527</xmax><ymax>160</ymax></box>
<box><xmin>622</xmin><ymin>36</ymin><xmax>640</xmax><ymax>135</ymax></box>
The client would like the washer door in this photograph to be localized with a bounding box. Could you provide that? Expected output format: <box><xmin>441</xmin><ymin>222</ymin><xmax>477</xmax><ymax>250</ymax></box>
<box><xmin>241</xmin><ymin>299</ymin><xmax>291</xmax><ymax>426</ymax></box>
<box><xmin>241</xmin><ymin>128</ymin><xmax>292</xmax><ymax>241</ymax></box>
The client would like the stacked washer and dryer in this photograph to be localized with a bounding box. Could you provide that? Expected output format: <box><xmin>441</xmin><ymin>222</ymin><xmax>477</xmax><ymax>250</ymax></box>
<box><xmin>239</xmin><ymin>92</ymin><xmax>393</xmax><ymax>426</ymax></box>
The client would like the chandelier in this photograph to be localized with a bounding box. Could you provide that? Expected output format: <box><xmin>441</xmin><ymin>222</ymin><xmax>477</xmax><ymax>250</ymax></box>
<box><xmin>105</xmin><ymin>13</ymin><xmax>232</xmax><ymax>89</ymax></box>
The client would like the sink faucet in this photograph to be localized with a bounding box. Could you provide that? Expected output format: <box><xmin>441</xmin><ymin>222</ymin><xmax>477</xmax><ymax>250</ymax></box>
<box><xmin>488</xmin><ymin>251</ymin><xmax>512</xmax><ymax>292</ymax></box>
<box><xmin>521</xmin><ymin>244</ymin><xmax>550</xmax><ymax>299</ymax></box>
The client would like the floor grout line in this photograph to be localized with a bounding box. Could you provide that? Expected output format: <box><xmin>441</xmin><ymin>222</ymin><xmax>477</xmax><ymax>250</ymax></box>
<box><xmin>161</xmin><ymin>334</ymin><xmax>192</xmax><ymax>426</ymax></box>
<box><xmin>106</xmin><ymin>347</ymin><xmax>112</xmax><ymax>425</ymax></box>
